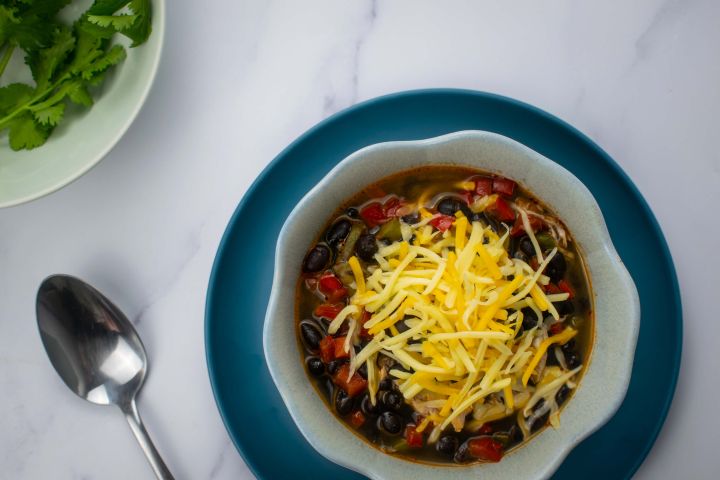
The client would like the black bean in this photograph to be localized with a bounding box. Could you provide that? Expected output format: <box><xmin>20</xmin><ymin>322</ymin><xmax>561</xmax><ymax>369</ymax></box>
<box><xmin>513</xmin><ymin>250</ymin><xmax>529</xmax><ymax>263</ymax></box>
<box><xmin>532</xmin><ymin>398</ymin><xmax>546</xmax><ymax>412</ymax></box>
<box><xmin>356</xmin><ymin>234</ymin><xmax>378</xmax><ymax>261</ymax></box>
<box><xmin>545</xmin><ymin>250</ymin><xmax>567</xmax><ymax>282</ymax></box>
<box><xmin>436</xmin><ymin>197</ymin><xmax>462</xmax><ymax>216</ymax></box>
<box><xmin>518</xmin><ymin>236</ymin><xmax>535</xmax><ymax>257</ymax></box>
<box><xmin>357</xmin><ymin>363</ymin><xmax>368</xmax><ymax>379</ymax></box>
<box><xmin>300</xmin><ymin>323</ymin><xmax>322</xmax><ymax>351</ymax></box>
<box><xmin>302</xmin><ymin>245</ymin><xmax>330</xmax><ymax>272</ymax></box>
<box><xmin>306</xmin><ymin>356</ymin><xmax>325</xmax><ymax>377</ymax></box>
<box><xmin>327</xmin><ymin>359</ymin><xmax>347</xmax><ymax>376</ymax></box>
<box><xmin>561</xmin><ymin>339</ymin><xmax>576</xmax><ymax>353</ymax></box>
<box><xmin>509</xmin><ymin>424</ymin><xmax>524</xmax><ymax>444</ymax></box>
<box><xmin>453</xmin><ymin>442</ymin><xmax>471</xmax><ymax>463</ymax></box>
<box><xmin>531</xmin><ymin>410</ymin><xmax>550</xmax><ymax>433</ymax></box>
<box><xmin>378</xmin><ymin>411</ymin><xmax>403</xmax><ymax>435</ymax></box>
<box><xmin>382</xmin><ymin>391</ymin><xmax>403</xmax><ymax>412</ymax></box>
<box><xmin>335</xmin><ymin>389</ymin><xmax>355</xmax><ymax>415</ymax></box>
<box><xmin>556</xmin><ymin>300</ymin><xmax>574</xmax><ymax>316</ymax></box>
<box><xmin>346</xmin><ymin>207</ymin><xmax>359</xmax><ymax>218</ymax></box>
<box><xmin>401</xmin><ymin>212</ymin><xmax>420</xmax><ymax>224</ymax></box>
<box><xmin>556</xmin><ymin>384</ymin><xmax>570</xmax><ymax>405</ymax></box>
<box><xmin>566</xmin><ymin>352</ymin><xmax>581</xmax><ymax>369</ymax></box>
<box><xmin>521</xmin><ymin>307</ymin><xmax>538</xmax><ymax>330</ymax></box>
<box><xmin>325</xmin><ymin>219</ymin><xmax>352</xmax><ymax>246</ymax></box>
<box><xmin>436</xmin><ymin>435</ymin><xmax>459</xmax><ymax>456</ymax></box>
<box><xmin>361</xmin><ymin>393</ymin><xmax>381</xmax><ymax>416</ymax></box>
<box><xmin>379</xmin><ymin>378</ymin><xmax>394</xmax><ymax>391</ymax></box>
<box><xmin>546</xmin><ymin>348</ymin><xmax>560</xmax><ymax>366</ymax></box>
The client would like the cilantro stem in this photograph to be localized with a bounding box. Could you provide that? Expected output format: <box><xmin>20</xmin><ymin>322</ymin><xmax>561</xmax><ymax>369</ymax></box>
<box><xmin>0</xmin><ymin>44</ymin><xmax>15</xmax><ymax>78</ymax></box>
<box><xmin>0</xmin><ymin>73</ymin><xmax>71</xmax><ymax>130</ymax></box>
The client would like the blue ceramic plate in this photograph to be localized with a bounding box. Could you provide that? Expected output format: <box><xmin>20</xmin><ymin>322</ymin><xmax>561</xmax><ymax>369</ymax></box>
<box><xmin>205</xmin><ymin>89</ymin><xmax>682</xmax><ymax>480</ymax></box>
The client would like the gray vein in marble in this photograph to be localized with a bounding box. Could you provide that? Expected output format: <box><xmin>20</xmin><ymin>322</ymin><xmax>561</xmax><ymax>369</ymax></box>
<box><xmin>322</xmin><ymin>0</ymin><xmax>378</xmax><ymax>115</ymax></box>
<box><xmin>132</xmin><ymin>228</ymin><xmax>203</xmax><ymax>326</ymax></box>
<box><xmin>208</xmin><ymin>439</ymin><xmax>233</xmax><ymax>480</ymax></box>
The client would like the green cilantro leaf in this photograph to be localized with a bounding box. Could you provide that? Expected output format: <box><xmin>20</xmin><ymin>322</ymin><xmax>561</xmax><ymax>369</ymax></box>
<box><xmin>33</xmin><ymin>102</ymin><xmax>65</xmax><ymax>126</ymax></box>
<box><xmin>0</xmin><ymin>0</ymin><xmax>152</xmax><ymax>151</ymax></box>
<box><xmin>8</xmin><ymin>113</ymin><xmax>50</xmax><ymax>150</ymax></box>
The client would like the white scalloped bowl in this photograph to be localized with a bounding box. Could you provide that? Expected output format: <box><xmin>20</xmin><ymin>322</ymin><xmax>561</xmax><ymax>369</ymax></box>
<box><xmin>263</xmin><ymin>131</ymin><xmax>639</xmax><ymax>480</ymax></box>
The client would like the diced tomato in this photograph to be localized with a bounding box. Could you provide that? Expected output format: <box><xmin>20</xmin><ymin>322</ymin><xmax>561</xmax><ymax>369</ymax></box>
<box><xmin>549</xmin><ymin>323</ymin><xmax>566</xmax><ymax>335</ymax></box>
<box><xmin>478</xmin><ymin>423</ymin><xmax>493</xmax><ymax>435</ymax></box>
<box><xmin>544</xmin><ymin>283</ymin><xmax>561</xmax><ymax>294</ymax></box>
<box><xmin>487</xmin><ymin>197</ymin><xmax>515</xmax><ymax>222</ymax></box>
<box><xmin>474</xmin><ymin>176</ymin><xmax>493</xmax><ymax>197</ymax></box>
<box><xmin>318</xmin><ymin>273</ymin><xmax>348</xmax><ymax>301</ymax></box>
<box><xmin>359</xmin><ymin>202</ymin><xmax>387</xmax><ymax>227</ymax></box>
<box><xmin>319</xmin><ymin>336</ymin><xmax>335</xmax><ymax>363</ymax></box>
<box><xmin>492</xmin><ymin>177</ymin><xmax>517</xmax><ymax>197</ymax></box>
<box><xmin>359</xmin><ymin>197</ymin><xmax>406</xmax><ymax>227</ymax></box>
<box><xmin>459</xmin><ymin>190</ymin><xmax>475</xmax><ymax>206</ymax></box>
<box><xmin>429</xmin><ymin>214</ymin><xmax>455</xmax><ymax>232</ymax></box>
<box><xmin>510</xmin><ymin>215</ymin><xmax>544</xmax><ymax>237</ymax></box>
<box><xmin>405</xmin><ymin>425</ymin><xmax>424</xmax><ymax>448</ymax></box>
<box><xmin>332</xmin><ymin>363</ymin><xmax>368</xmax><ymax>397</ymax></box>
<box><xmin>314</xmin><ymin>303</ymin><xmax>344</xmax><ymax>320</ymax></box>
<box><xmin>350</xmin><ymin>410</ymin><xmax>366</xmax><ymax>428</ymax></box>
<box><xmin>558</xmin><ymin>280</ymin><xmax>574</xmax><ymax>299</ymax></box>
<box><xmin>333</xmin><ymin>337</ymin><xmax>350</xmax><ymax>359</ymax></box>
<box><xmin>359</xmin><ymin>310</ymin><xmax>373</xmax><ymax>340</ymax></box>
<box><xmin>467</xmin><ymin>437</ymin><xmax>504</xmax><ymax>463</ymax></box>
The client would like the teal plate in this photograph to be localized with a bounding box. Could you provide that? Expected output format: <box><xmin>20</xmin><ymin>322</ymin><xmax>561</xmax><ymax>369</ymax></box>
<box><xmin>205</xmin><ymin>89</ymin><xmax>682</xmax><ymax>480</ymax></box>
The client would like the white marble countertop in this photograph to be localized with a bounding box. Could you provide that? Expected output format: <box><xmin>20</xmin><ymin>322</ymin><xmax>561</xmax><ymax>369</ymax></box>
<box><xmin>2</xmin><ymin>0</ymin><xmax>719</xmax><ymax>479</ymax></box>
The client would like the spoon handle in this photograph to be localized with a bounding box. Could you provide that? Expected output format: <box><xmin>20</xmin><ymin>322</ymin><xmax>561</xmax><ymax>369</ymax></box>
<box><xmin>122</xmin><ymin>399</ymin><xmax>175</xmax><ymax>480</ymax></box>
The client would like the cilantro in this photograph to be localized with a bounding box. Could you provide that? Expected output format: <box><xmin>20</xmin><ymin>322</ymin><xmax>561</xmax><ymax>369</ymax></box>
<box><xmin>0</xmin><ymin>0</ymin><xmax>152</xmax><ymax>151</ymax></box>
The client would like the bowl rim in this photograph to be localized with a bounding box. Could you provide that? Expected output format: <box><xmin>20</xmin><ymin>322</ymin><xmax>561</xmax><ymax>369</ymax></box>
<box><xmin>0</xmin><ymin>0</ymin><xmax>166</xmax><ymax>209</ymax></box>
<box><xmin>263</xmin><ymin>130</ymin><xmax>640</xmax><ymax>480</ymax></box>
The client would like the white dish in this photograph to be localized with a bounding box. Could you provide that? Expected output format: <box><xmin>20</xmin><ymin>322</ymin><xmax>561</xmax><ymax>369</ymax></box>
<box><xmin>264</xmin><ymin>130</ymin><xmax>640</xmax><ymax>480</ymax></box>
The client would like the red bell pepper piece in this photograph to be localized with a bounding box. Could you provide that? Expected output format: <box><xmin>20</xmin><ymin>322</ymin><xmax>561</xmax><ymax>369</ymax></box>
<box><xmin>486</xmin><ymin>197</ymin><xmax>515</xmax><ymax>222</ymax></box>
<box><xmin>549</xmin><ymin>322</ymin><xmax>566</xmax><ymax>335</ymax></box>
<box><xmin>319</xmin><ymin>273</ymin><xmax>348</xmax><ymax>301</ymax></box>
<box><xmin>468</xmin><ymin>437</ymin><xmax>504</xmax><ymax>462</ymax></box>
<box><xmin>383</xmin><ymin>196</ymin><xmax>405</xmax><ymax>217</ymax></box>
<box><xmin>429</xmin><ymin>215</ymin><xmax>455</xmax><ymax>232</ymax></box>
<box><xmin>333</xmin><ymin>337</ymin><xmax>350</xmax><ymax>359</ymax></box>
<box><xmin>359</xmin><ymin>202</ymin><xmax>387</xmax><ymax>227</ymax></box>
<box><xmin>510</xmin><ymin>215</ymin><xmax>544</xmax><ymax>237</ymax></box>
<box><xmin>314</xmin><ymin>303</ymin><xmax>344</xmax><ymax>320</ymax></box>
<box><xmin>558</xmin><ymin>280</ymin><xmax>574</xmax><ymax>299</ymax></box>
<box><xmin>405</xmin><ymin>425</ymin><xmax>424</xmax><ymax>448</ymax></box>
<box><xmin>492</xmin><ymin>176</ymin><xmax>517</xmax><ymax>197</ymax></box>
<box><xmin>474</xmin><ymin>176</ymin><xmax>493</xmax><ymax>197</ymax></box>
<box><xmin>319</xmin><ymin>336</ymin><xmax>335</xmax><ymax>363</ymax></box>
<box><xmin>332</xmin><ymin>363</ymin><xmax>368</xmax><ymax>397</ymax></box>
<box><xmin>350</xmin><ymin>410</ymin><xmax>366</xmax><ymax>428</ymax></box>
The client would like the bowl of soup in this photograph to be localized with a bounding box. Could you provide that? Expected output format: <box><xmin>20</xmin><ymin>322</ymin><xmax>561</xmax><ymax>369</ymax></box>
<box><xmin>263</xmin><ymin>131</ymin><xmax>639</xmax><ymax>480</ymax></box>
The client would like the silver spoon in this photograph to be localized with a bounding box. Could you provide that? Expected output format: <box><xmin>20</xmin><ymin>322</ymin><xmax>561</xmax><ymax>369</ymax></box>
<box><xmin>36</xmin><ymin>274</ymin><xmax>174</xmax><ymax>479</ymax></box>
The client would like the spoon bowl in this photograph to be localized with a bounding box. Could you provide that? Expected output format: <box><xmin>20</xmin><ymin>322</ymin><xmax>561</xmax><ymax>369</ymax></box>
<box><xmin>37</xmin><ymin>274</ymin><xmax>173</xmax><ymax>479</ymax></box>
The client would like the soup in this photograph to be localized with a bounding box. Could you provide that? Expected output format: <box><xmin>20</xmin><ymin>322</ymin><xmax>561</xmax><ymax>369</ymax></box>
<box><xmin>296</xmin><ymin>166</ymin><xmax>593</xmax><ymax>464</ymax></box>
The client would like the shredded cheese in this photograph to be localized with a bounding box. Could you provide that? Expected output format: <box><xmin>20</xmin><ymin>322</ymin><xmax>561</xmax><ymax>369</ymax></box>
<box><xmin>323</xmin><ymin>208</ymin><xmax>584</xmax><ymax>439</ymax></box>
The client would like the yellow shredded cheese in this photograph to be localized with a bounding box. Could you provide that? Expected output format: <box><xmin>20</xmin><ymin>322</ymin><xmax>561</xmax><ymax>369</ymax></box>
<box><xmin>321</xmin><ymin>201</ymin><xmax>584</xmax><ymax>438</ymax></box>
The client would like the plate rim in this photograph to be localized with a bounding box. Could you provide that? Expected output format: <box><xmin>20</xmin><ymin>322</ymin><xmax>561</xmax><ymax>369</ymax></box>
<box><xmin>205</xmin><ymin>88</ymin><xmax>683</xmax><ymax>480</ymax></box>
